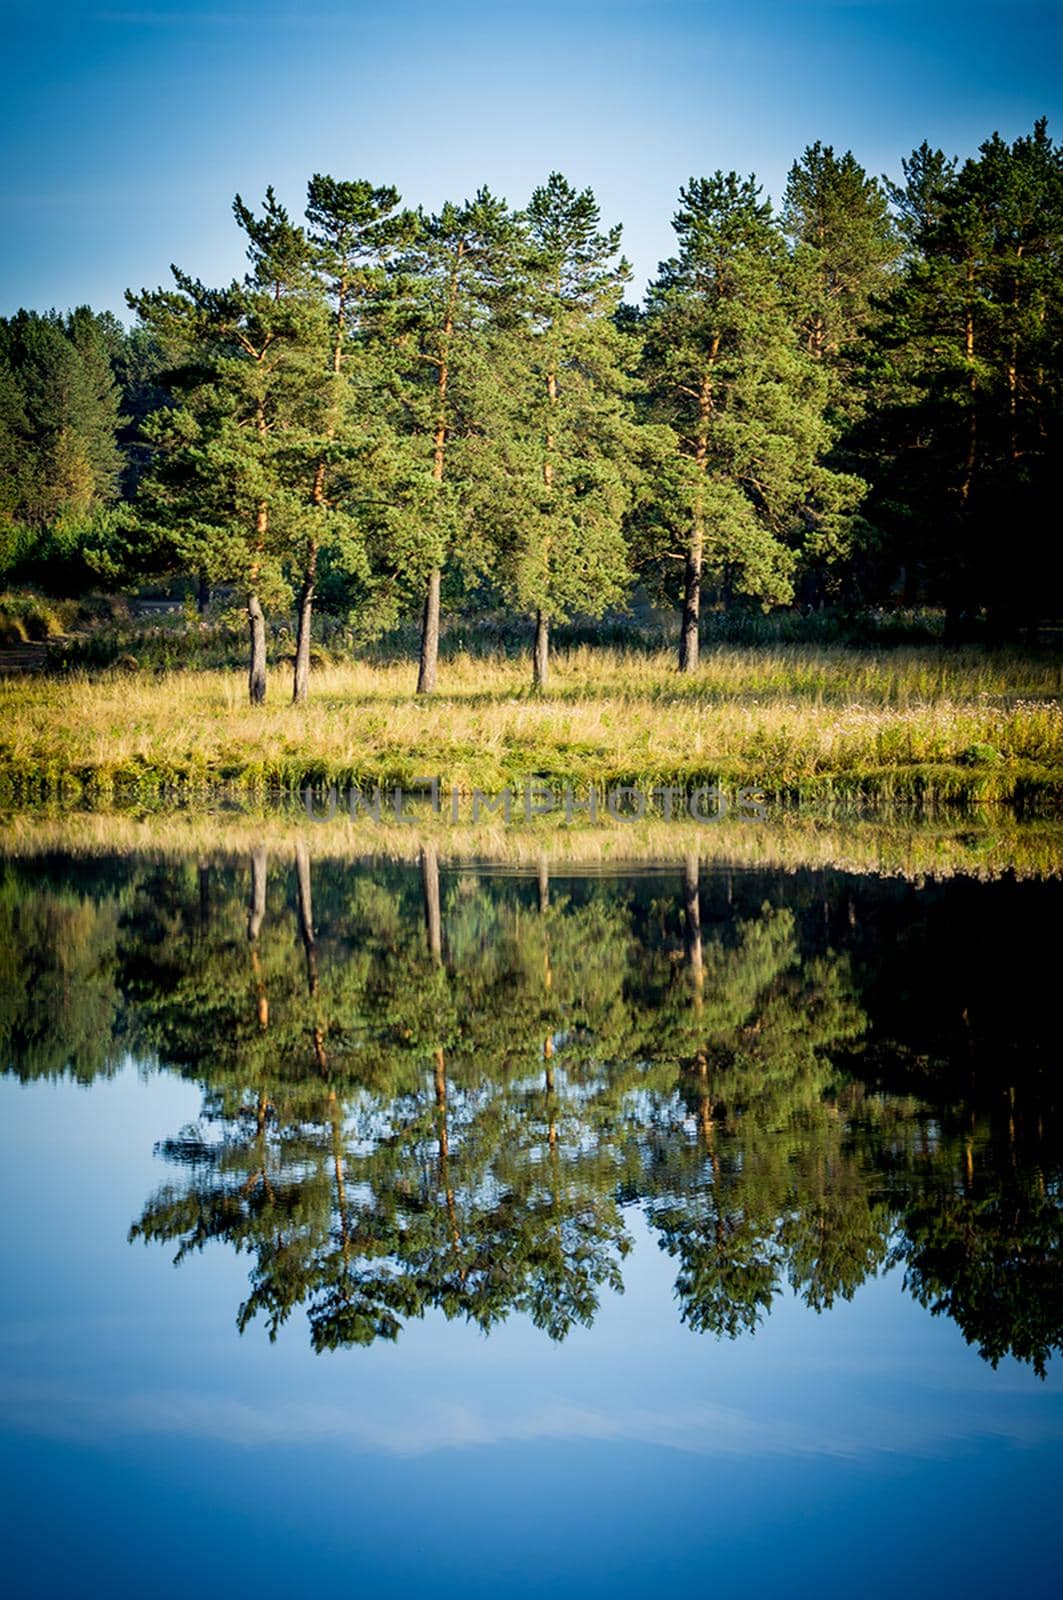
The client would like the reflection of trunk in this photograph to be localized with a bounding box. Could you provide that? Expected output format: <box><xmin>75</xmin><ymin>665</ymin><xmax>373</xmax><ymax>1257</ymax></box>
<box><xmin>247</xmin><ymin>592</ymin><xmax>267</xmax><ymax>705</ymax></box>
<box><xmin>697</xmin><ymin>1082</ymin><xmax>716</xmax><ymax>1148</ymax></box>
<box><xmin>533</xmin><ymin>610</ymin><xmax>549</xmax><ymax>691</ymax></box>
<box><xmin>248</xmin><ymin>848</ymin><xmax>267</xmax><ymax>941</ymax></box>
<box><xmin>683</xmin><ymin>852</ymin><xmax>703</xmax><ymax>1009</ymax></box>
<box><xmin>247</xmin><ymin>848</ymin><xmax>269</xmax><ymax>1029</ymax></box>
<box><xmin>540</xmin><ymin>857</ymin><xmax>553</xmax><ymax>1069</ymax></box>
<box><xmin>421</xmin><ymin>843</ymin><xmax>442</xmax><ymax>963</ymax></box>
<box><xmin>198</xmin><ymin>861</ymin><xmax>210</xmax><ymax>934</ymax></box>
<box><xmin>685</xmin><ymin>853</ymin><xmax>713</xmax><ymax>1135</ymax></box>
<box><xmin>434</xmin><ymin>1049</ymin><xmax>449</xmax><ymax>1163</ymax></box>
<box><xmin>327</xmin><ymin>1088</ymin><xmax>355</xmax><ymax>1303</ymax></box>
<box><xmin>295</xmin><ymin>839</ymin><xmax>328</xmax><ymax>1073</ymax></box>
<box><xmin>434</xmin><ymin>1047</ymin><xmax>461</xmax><ymax>1257</ymax></box>
<box><xmin>242</xmin><ymin>1090</ymin><xmax>276</xmax><ymax>1204</ymax></box>
<box><xmin>545</xmin><ymin>1060</ymin><xmax>557</xmax><ymax>1148</ymax></box>
<box><xmin>295</xmin><ymin>840</ymin><xmax>318</xmax><ymax>995</ymax></box>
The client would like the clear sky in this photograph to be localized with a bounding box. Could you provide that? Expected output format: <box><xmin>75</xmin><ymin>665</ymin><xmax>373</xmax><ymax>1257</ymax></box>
<box><xmin>2</xmin><ymin>0</ymin><xmax>1061</xmax><ymax>317</ymax></box>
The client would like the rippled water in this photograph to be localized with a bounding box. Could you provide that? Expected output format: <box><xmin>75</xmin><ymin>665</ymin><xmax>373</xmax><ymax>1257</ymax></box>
<box><xmin>1</xmin><ymin>848</ymin><xmax>1061</xmax><ymax>1596</ymax></box>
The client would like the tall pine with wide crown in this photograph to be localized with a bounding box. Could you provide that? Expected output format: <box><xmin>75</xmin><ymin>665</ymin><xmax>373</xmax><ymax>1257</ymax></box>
<box><xmin>130</xmin><ymin>190</ymin><xmax>328</xmax><ymax>704</ymax></box>
<box><xmin>482</xmin><ymin>174</ymin><xmax>637</xmax><ymax>690</ymax></box>
<box><xmin>642</xmin><ymin>173</ymin><xmax>863</xmax><ymax>668</ymax></box>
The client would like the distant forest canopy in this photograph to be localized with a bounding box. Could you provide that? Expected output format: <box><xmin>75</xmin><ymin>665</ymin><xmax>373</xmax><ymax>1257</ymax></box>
<box><xmin>1</xmin><ymin>120</ymin><xmax>1061</xmax><ymax>699</ymax></box>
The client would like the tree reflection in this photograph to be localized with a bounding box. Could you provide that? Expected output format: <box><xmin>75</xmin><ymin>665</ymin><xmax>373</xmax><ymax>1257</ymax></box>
<box><xmin>1</xmin><ymin>850</ymin><xmax>1060</xmax><ymax>1372</ymax></box>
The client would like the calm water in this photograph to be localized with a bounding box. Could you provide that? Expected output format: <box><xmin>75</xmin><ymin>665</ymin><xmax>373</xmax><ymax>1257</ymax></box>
<box><xmin>1</xmin><ymin>847</ymin><xmax>1061</xmax><ymax>1597</ymax></box>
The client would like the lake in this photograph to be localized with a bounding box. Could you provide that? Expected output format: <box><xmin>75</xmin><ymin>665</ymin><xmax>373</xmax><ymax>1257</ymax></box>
<box><xmin>1</xmin><ymin>844</ymin><xmax>1061</xmax><ymax>1597</ymax></box>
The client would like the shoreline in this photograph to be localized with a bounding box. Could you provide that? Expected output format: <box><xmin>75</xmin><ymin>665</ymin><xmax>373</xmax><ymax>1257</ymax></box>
<box><xmin>3</xmin><ymin>806</ymin><xmax>1062</xmax><ymax>881</ymax></box>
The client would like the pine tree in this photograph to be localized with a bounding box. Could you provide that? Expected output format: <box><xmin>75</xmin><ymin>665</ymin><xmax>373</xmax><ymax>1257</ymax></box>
<box><xmin>866</xmin><ymin>121</ymin><xmax>1063</xmax><ymax>631</ymax></box>
<box><xmin>0</xmin><ymin>308</ymin><xmax>124</xmax><ymax>529</ymax></box>
<box><xmin>130</xmin><ymin>189</ymin><xmax>327</xmax><ymax>703</ymax></box>
<box><xmin>783</xmin><ymin>143</ymin><xmax>900</xmax><ymax>395</ymax></box>
<box><xmin>885</xmin><ymin>142</ymin><xmax>958</xmax><ymax>256</ymax></box>
<box><xmin>384</xmin><ymin>189</ymin><xmax>524</xmax><ymax>692</ymax></box>
<box><xmin>483</xmin><ymin>174</ymin><xmax>637</xmax><ymax>689</ymax></box>
<box><xmin>289</xmin><ymin>175</ymin><xmax>410</xmax><ymax>702</ymax></box>
<box><xmin>641</xmin><ymin>174</ymin><xmax>863</xmax><ymax>668</ymax></box>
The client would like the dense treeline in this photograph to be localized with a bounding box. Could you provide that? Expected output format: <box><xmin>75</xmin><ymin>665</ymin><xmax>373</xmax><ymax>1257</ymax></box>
<box><xmin>1</xmin><ymin>121</ymin><xmax>1060</xmax><ymax>700</ymax></box>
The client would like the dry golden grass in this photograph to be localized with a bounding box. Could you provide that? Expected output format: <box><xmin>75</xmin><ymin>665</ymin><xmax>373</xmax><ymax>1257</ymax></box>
<box><xmin>2</xmin><ymin>645</ymin><xmax>1062</xmax><ymax>803</ymax></box>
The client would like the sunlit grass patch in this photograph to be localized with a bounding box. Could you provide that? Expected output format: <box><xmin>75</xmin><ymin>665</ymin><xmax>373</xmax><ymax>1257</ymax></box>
<box><xmin>1</xmin><ymin>645</ymin><xmax>1062</xmax><ymax>809</ymax></box>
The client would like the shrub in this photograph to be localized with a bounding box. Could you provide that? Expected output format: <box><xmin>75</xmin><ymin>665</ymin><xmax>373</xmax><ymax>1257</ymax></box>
<box><xmin>959</xmin><ymin>742</ymin><xmax>1005</xmax><ymax>766</ymax></box>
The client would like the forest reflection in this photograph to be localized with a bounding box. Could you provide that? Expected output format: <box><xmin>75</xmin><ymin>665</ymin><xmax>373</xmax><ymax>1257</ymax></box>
<box><xmin>1</xmin><ymin>848</ymin><xmax>1060</xmax><ymax>1373</ymax></box>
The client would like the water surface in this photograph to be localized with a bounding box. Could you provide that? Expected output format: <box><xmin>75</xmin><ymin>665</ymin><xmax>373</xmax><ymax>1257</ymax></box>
<box><xmin>1</xmin><ymin>849</ymin><xmax>1061</xmax><ymax>1596</ymax></box>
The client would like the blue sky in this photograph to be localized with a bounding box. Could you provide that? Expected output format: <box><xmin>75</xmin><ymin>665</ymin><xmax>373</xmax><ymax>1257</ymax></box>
<box><xmin>2</xmin><ymin>1</ymin><xmax>1061</xmax><ymax>317</ymax></box>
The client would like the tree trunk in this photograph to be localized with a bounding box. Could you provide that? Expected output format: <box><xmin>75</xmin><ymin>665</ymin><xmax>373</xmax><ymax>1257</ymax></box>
<box><xmin>417</xmin><ymin>251</ymin><xmax>460</xmax><ymax>695</ymax></box>
<box><xmin>292</xmin><ymin>543</ymin><xmax>316</xmax><ymax>705</ymax></box>
<box><xmin>679</xmin><ymin>360</ymin><xmax>714</xmax><ymax>674</ymax></box>
<box><xmin>247</xmin><ymin>847</ymin><xmax>269</xmax><ymax>1030</ymax></box>
<box><xmin>417</xmin><ymin>566</ymin><xmax>442</xmax><ymax>694</ymax></box>
<box><xmin>247</xmin><ymin>592</ymin><xmax>267</xmax><ymax>705</ymax></box>
<box><xmin>295</xmin><ymin>838</ymin><xmax>328</xmax><ymax>1073</ymax></box>
<box><xmin>196</xmin><ymin>574</ymin><xmax>211</xmax><ymax>614</ymax></box>
<box><xmin>678</xmin><ymin>543</ymin><xmax>702</xmax><ymax>673</ymax></box>
<box><xmin>295</xmin><ymin>838</ymin><xmax>318</xmax><ymax>995</ymax></box>
<box><xmin>683</xmin><ymin>851</ymin><xmax>704</xmax><ymax>1009</ymax></box>
<box><xmin>533</xmin><ymin>610</ymin><xmax>549</xmax><ymax>691</ymax></box>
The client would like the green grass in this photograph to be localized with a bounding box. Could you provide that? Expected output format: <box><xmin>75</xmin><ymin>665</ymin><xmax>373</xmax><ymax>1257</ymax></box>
<box><xmin>2</xmin><ymin>643</ymin><xmax>1062</xmax><ymax>812</ymax></box>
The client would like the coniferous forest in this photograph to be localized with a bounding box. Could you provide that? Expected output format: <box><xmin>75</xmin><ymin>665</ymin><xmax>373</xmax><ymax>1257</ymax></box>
<box><xmin>2</xmin><ymin>122</ymin><xmax>1061</xmax><ymax>705</ymax></box>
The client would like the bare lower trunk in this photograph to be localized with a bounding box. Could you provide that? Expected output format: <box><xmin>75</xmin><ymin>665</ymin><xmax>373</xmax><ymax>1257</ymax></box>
<box><xmin>417</xmin><ymin>566</ymin><xmax>441</xmax><ymax>694</ymax></box>
<box><xmin>678</xmin><ymin>543</ymin><xmax>701</xmax><ymax>673</ymax></box>
<box><xmin>533</xmin><ymin>610</ymin><xmax>549</xmax><ymax>691</ymax></box>
<box><xmin>292</xmin><ymin>545</ymin><xmax>317</xmax><ymax>705</ymax></box>
<box><xmin>421</xmin><ymin>842</ymin><xmax>442</xmax><ymax>963</ymax></box>
<box><xmin>681</xmin><ymin>363</ymin><xmax>713</xmax><ymax>674</ymax></box>
<box><xmin>247</xmin><ymin>592</ymin><xmax>267</xmax><ymax>705</ymax></box>
<box><xmin>197</xmin><ymin>574</ymin><xmax>211</xmax><ymax>615</ymax></box>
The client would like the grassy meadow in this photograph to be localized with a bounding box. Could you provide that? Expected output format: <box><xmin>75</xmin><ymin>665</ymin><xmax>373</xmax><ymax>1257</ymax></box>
<box><xmin>3</xmin><ymin>642</ymin><xmax>1063</xmax><ymax>812</ymax></box>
